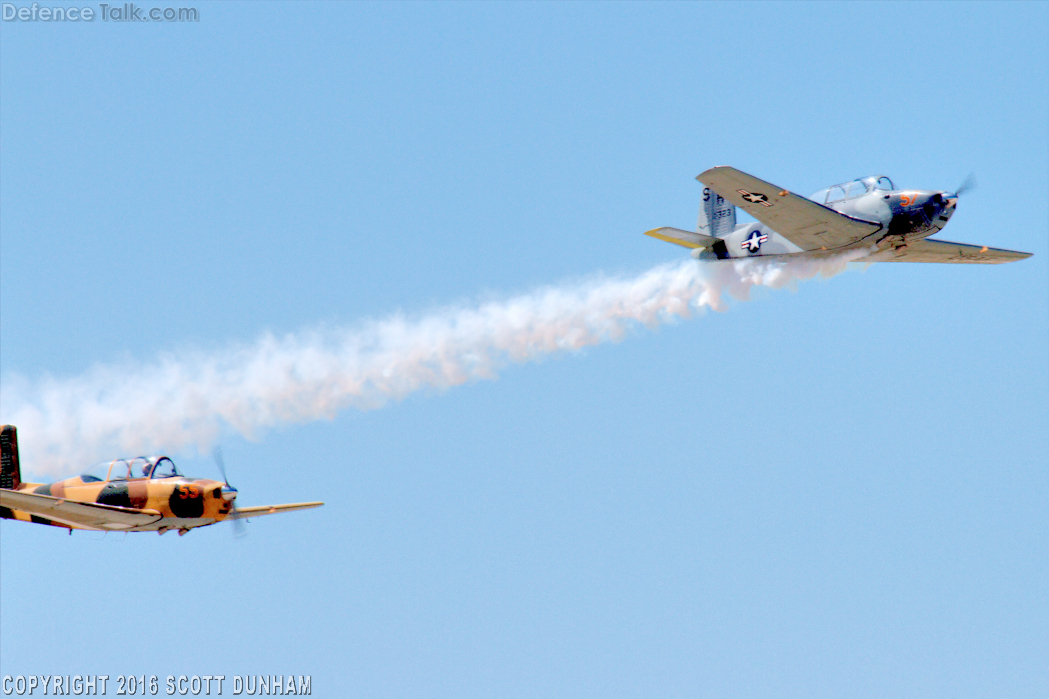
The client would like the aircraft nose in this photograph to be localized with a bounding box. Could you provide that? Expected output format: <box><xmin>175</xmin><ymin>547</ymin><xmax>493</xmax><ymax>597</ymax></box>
<box><xmin>221</xmin><ymin>484</ymin><xmax>238</xmax><ymax>502</ymax></box>
<box><xmin>927</xmin><ymin>191</ymin><xmax>957</xmax><ymax>227</ymax></box>
<box><xmin>927</xmin><ymin>191</ymin><xmax>954</xmax><ymax>210</ymax></box>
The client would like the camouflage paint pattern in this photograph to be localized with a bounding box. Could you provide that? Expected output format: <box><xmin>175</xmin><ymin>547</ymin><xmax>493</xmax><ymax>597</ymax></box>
<box><xmin>1</xmin><ymin>474</ymin><xmax>233</xmax><ymax>533</ymax></box>
<box><xmin>1</xmin><ymin>425</ymin><xmax>321</xmax><ymax>535</ymax></box>
<box><xmin>1</xmin><ymin>425</ymin><xmax>232</xmax><ymax>535</ymax></box>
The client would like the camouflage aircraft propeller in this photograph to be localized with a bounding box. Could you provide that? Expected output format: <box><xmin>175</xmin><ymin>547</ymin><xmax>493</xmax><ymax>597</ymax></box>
<box><xmin>212</xmin><ymin>446</ymin><xmax>246</xmax><ymax>537</ymax></box>
<box><xmin>645</xmin><ymin>166</ymin><xmax>1030</xmax><ymax>264</ymax></box>
<box><xmin>0</xmin><ymin>426</ymin><xmax>322</xmax><ymax>536</ymax></box>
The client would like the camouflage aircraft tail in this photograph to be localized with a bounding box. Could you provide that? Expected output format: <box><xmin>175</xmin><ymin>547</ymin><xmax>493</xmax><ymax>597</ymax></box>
<box><xmin>1</xmin><ymin>425</ymin><xmax>22</xmax><ymax>490</ymax></box>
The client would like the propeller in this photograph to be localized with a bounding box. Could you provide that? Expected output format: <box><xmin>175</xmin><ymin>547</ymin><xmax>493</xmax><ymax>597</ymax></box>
<box><xmin>952</xmin><ymin>173</ymin><xmax>976</xmax><ymax>197</ymax></box>
<box><xmin>213</xmin><ymin>446</ymin><xmax>246</xmax><ymax>538</ymax></box>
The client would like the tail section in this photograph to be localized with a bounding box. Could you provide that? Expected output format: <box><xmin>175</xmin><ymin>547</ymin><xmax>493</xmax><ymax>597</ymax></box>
<box><xmin>1</xmin><ymin>425</ymin><xmax>22</xmax><ymax>490</ymax></box>
<box><xmin>644</xmin><ymin>178</ymin><xmax>735</xmax><ymax>260</ymax></box>
<box><xmin>696</xmin><ymin>181</ymin><xmax>736</xmax><ymax>238</ymax></box>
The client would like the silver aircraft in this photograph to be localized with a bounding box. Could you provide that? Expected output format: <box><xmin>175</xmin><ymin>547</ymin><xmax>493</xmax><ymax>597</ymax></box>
<box><xmin>645</xmin><ymin>166</ymin><xmax>1032</xmax><ymax>264</ymax></box>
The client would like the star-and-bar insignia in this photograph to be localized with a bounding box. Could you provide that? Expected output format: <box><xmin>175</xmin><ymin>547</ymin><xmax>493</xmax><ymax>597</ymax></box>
<box><xmin>741</xmin><ymin>230</ymin><xmax>769</xmax><ymax>252</ymax></box>
<box><xmin>737</xmin><ymin>189</ymin><xmax>773</xmax><ymax>207</ymax></box>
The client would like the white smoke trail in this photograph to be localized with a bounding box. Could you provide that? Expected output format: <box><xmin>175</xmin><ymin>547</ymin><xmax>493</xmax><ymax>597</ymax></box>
<box><xmin>1</xmin><ymin>251</ymin><xmax>870</xmax><ymax>476</ymax></box>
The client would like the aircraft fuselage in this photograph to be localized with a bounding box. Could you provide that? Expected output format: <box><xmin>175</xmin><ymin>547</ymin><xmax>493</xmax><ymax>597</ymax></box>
<box><xmin>707</xmin><ymin>180</ymin><xmax>958</xmax><ymax>260</ymax></box>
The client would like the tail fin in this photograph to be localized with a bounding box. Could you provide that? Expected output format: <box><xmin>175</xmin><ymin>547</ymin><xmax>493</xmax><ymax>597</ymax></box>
<box><xmin>1</xmin><ymin>425</ymin><xmax>21</xmax><ymax>490</ymax></box>
<box><xmin>696</xmin><ymin>180</ymin><xmax>736</xmax><ymax>238</ymax></box>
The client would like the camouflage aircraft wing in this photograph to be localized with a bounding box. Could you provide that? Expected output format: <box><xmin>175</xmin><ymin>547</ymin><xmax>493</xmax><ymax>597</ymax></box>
<box><xmin>643</xmin><ymin>227</ymin><xmax>719</xmax><ymax>250</ymax></box>
<box><xmin>876</xmin><ymin>238</ymin><xmax>1033</xmax><ymax>264</ymax></box>
<box><xmin>227</xmin><ymin>502</ymin><xmax>324</xmax><ymax>519</ymax></box>
<box><xmin>0</xmin><ymin>489</ymin><xmax>163</xmax><ymax>530</ymax></box>
<box><xmin>698</xmin><ymin>166</ymin><xmax>881</xmax><ymax>251</ymax></box>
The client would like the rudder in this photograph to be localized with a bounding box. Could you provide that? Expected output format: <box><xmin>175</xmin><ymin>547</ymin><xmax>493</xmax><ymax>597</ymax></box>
<box><xmin>1</xmin><ymin>425</ymin><xmax>21</xmax><ymax>490</ymax></box>
<box><xmin>696</xmin><ymin>180</ymin><xmax>736</xmax><ymax>238</ymax></box>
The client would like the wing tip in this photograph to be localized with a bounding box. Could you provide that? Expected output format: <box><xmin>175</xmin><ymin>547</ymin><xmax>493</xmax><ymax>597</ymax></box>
<box><xmin>228</xmin><ymin>501</ymin><xmax>325</xmax><ymax>520</ymax></box>
<box><xmin>695</xmin><ymin>165</ymin><xmax>731</xmax><ymax>182</ymax></box>
<box><xmin>878</xmin><ymin>240</ymin><xmax>1034</xmax><ymax>263</ymax></box>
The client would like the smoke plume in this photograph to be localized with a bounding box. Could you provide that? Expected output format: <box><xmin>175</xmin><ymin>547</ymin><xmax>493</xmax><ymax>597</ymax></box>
<box><xmin>1</xmin><ymin>252</ymin><xmax>869</xmax><ymax>476</ymax></box>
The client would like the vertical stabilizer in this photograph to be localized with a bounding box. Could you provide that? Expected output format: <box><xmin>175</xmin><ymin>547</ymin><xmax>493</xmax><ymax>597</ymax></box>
<box><xmin>696</xmin><ymin>181</ymin><xmax>736</xmax><ymax>238</ymax></box>
<box><xmin>1</xmin><ymin>425</ymin><xmax>21</xmax><ymax>490</ymax></box>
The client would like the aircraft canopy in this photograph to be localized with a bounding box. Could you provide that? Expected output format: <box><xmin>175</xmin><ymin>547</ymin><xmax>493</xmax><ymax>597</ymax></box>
<box><xmin>81</xmin><ymin>456</ymin><xmax>182</xmax><ymax>482</ymax></box>
<box><xmin>811</xmin><ymin>176</ymin><xmax>895</xmax><ymax>204</ymax></box>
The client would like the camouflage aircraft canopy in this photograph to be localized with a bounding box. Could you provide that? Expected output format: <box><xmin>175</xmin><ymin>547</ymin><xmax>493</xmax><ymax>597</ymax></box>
<box><xmin>81</xmin><ymin>456</ymin><xmax>182</xmax><ymax>482</ymax></box>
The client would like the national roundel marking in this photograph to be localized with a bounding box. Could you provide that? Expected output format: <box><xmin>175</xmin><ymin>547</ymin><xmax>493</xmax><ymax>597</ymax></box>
<box><xmin>737</xmin><ymin>189</ymin><xmax>773</xmax><ymax>207</ymax></box>
<box><xmin>741</xmin><ymin>230</ymin><xmax>769</xmax><ymax>253</ymax></box>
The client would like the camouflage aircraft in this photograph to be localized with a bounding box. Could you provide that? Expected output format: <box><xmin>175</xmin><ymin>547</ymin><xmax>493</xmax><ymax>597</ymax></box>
<box><xmin>646</xmin><ymin>166</ymin><xmax>1032</xmax><ymax>264</ymax></box>
<box><xmin>0</xmin><ymin>425</ymin><xmax>322</xmax><ymax>536</ymax></box>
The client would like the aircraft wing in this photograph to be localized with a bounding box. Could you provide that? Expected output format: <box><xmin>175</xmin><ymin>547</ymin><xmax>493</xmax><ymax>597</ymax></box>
<box><xmin>876</xmin><ymin>238</ymin><xmax>1033</xmax><ymax>264</ymax></box>
<box><xmin>0</xmin><ymin>489</ymin><xmax>163</xmax><ymax>530</ymax></box>
<box><xmin>698</xmin><ymin>166</ymin><xmax>881</xmax><ymax>251</ymax></box>
<box><xmin>227</xmin><ymin>502</ymin><xmax>324</xmax><ymax>519</ymax></box>
<box><xmin>643</xmin><ymin>227</ymin><xmax>719</xmax><ymax>249</ymax></box>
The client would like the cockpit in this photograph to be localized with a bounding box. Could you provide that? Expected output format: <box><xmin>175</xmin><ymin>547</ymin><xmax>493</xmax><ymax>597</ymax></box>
<box><xmin>811</xmin><ymin>176</ymin><xmax>895</xmax><ymax>205</ymax></box>
<box><xmin>80</xmin><ymin>456</ymin><xmax>182</xmax><ymax>482</ymax></box>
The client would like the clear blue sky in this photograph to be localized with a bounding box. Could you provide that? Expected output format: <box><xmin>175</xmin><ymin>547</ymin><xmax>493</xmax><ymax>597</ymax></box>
<box><xmin>2</xmin><ymin>2</ymin><xmax>1046</xmax><ymax>697</ymax></box>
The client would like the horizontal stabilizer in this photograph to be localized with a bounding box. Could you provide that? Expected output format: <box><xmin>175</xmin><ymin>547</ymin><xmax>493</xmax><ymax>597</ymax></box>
<box><xmin>644</xmin><ymin>227</ymin><xmax>719</xmax><ymax>250</ymax></box>
<box><xmin>875</xmin><ymin>238</ymin><xmax>1033</xmax><ymax>264</ymax></box>
<box><xmin>227</xmin><ymin>501</ymin><xmax>324</xmax><ymax>519</ymax></box>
